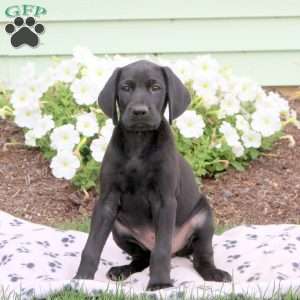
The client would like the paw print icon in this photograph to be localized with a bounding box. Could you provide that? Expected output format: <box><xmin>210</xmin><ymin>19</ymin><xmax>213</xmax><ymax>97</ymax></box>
<box><xmin>5</xmin><ymin>16</ymin><xmax>45</xmax><ymax>48</ymax></box>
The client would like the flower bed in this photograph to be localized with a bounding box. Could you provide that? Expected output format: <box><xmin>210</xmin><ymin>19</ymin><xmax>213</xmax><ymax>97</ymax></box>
<box><xmin>0</xmin><ymin>46</ymin><xmax>299</xmax><ymax>191</ymax></box>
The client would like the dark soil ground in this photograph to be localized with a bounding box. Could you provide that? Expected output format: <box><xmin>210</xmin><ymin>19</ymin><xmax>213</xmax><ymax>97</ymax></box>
<box><xmin>0</xmin><ymin>88</ymin><xmax>299</xmax><ymax>226</ymax></box>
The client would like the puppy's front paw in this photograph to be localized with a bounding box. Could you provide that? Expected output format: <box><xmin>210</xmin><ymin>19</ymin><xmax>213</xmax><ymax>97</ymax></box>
<box><xmin>107</xmin><ymin>265</ymin><xmax>132</xmax><ymax>281</ymax></box>
<box><xmin>146</xmin><ymin>281</ymin><xmax>173</xmax><ymax>291</ymax></box>
<box><xmin>200</xmin><ymin>268</ymin><xmax>232</xmax><ymax>282</ymax></box>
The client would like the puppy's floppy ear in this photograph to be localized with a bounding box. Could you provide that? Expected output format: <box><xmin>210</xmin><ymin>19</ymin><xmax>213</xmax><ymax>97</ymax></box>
<box><xmin>98</xmin><ymin>68</ymin><xmax>121</xmax><ymax>125</ymax></box>
<box><xmin>162</xmin><ymin>66</ymin><xmax>191</xmax><ymax>124</ymax></box>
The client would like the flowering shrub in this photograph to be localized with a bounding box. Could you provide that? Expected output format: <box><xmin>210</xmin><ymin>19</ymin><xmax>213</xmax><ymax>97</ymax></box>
<box><xmin>0</xmin><ymin>46</ymin><xmax>299</xmax><ymax>191</ymax></box>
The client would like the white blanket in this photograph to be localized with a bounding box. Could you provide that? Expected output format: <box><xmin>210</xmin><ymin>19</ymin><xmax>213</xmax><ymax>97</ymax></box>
<box><xmin>0</xmin><ymin>210</ymin><xmax>300</xmax><ymax>299</ymax></box>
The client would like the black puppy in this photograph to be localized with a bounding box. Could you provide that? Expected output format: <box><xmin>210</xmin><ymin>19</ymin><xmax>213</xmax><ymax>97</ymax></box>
<box><xmin>74</xmin><ymin>60</ymin><xmax>231</xmax><ymax>290</ymax></box>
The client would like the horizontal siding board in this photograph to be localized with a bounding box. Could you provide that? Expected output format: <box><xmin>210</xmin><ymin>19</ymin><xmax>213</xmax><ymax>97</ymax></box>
<box><xmin>0</xmin><ymin>1</ymin><xmax>299</xmax><ymax>86</ymax></box>
<box><xmin>1</xmin><ymin>0</ymin><xmax>300</xmax><ymax>21</ymax></box>
<box><xmin>1</xmin><ymin>18</ymin><xmax>300</xmax><ymax>56</ymax></box>
<box><xmin>1</xmin><ymin>51</ymin><xmax>300</xmax><ymax>86</ymax></box>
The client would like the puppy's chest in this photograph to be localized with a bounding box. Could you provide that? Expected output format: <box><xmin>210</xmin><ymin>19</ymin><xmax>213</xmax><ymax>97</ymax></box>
<box><xmin>117</xmin><ymin>156</ymin><xmax>157</xmax><ymax>192</ymax></box>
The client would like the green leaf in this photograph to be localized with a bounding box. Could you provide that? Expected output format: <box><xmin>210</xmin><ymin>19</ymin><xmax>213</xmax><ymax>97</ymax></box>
<box><xmin>230</xmin><ymin>160</ymin><xmax>245</xmax><ymax>171</ymax></box>
<box><xmin>248</xmin><ymin>148</ymin><xmax>260</xmax><ymax>160</ymax></box>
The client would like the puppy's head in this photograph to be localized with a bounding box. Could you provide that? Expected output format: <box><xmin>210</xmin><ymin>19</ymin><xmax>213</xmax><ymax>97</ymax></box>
<box><xmin>98</xmin><ymin>60</ymin><xmax>190</xmax><ymax>131</ymax></box>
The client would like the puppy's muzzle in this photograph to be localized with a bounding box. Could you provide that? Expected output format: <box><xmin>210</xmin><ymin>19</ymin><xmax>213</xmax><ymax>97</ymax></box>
<box><xmin>129</xmin><ymin>105</ymin><xmax>153</xmax><ymax>129</ymax></box>
<box><xmin>131</xmin><ymin>104</ymin><xmax>149</xmax><ymax>118</ymax></box>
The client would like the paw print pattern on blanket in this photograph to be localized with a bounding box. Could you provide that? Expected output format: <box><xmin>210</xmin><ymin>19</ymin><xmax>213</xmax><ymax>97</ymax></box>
<box><xmin>226</xmin><ymin>254</ymin><xmax>241</xmax><ymax>263</ymax></box>
<box><xmin>36</xmin><ymin>240</ymin><xmax>50</xmax><ymax>248</ymax></box>
<box><xmin>0</xmin><ymin>240</ymin><xmax>8</xmax><ymax>249</ymax></box>
<box><xmin>9</xmin><ymin>219</ymin><xmax>23</xmax><ymax>226</ymax></box>
<box><xmin>21</xmin><ymin>262</ymin><xmax>35</xmax><ymax>269</ymax></box>
<box><xmin>237</xmin><ymin>261</ymin><xmax>251</xmax><ymax>273</ymax></box>
<box><xmin>247</xmin><ymin>272</ymin><xmax>260</xmax><ymax>282</ymax></box>
<box><xmin>0</xmin><ymin>254</ymin><xmax>13</xmax><ymax>266</ymax></box>
<box><xmin>223</xmin><ymin>240</ymin><xmax>238</xmax><ymax>249</ymax></box>
<box><xmin>48</xmin><ymin>260</ymin><xmax>62</xmax><ymax>272</ymax></box>
<box><xmin>283</xmin><ymin>243</ymin><xmax>297</xmax><ymax>253</ymax></box>
<box><xmin>16</xmin><ymin>246</ymin><xmax>30</xmax><ymax>253</ymax></box>
<box><xmin>61</xmin><ymin>234</ymin><xmax>75</xmax><ymax>247</ymax></box>
<box><xmin>1</xmin><ymin>211</ymin><xmax>300</xmax><ymax>299</ymax></box>
<box><xmin>63</xmin><ymin>251</ymin><xmax>79</xmax><ymax>257</ymax></box>
<box><xmin>246</xmin><ymin>234</ymin><xmax>258</xmax><ymax>240</ymax></box>
<box><xmin>292</xmin><ymin>262</ymin><xmax>300</xmax><ymax>272</ymax></box>
<box><xmin>8</xmin><ymin>273</ymin><xmax>23</xmax><ymax>282</ymax></box>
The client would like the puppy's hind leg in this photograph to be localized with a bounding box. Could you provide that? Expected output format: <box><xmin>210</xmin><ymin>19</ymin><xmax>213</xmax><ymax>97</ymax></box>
<box><xmin>107</xmin><ymin>232</ymin><xmax>150</xmax><ymax>281</ymax></box>
<box><xmin>192</xmin><ymin>209</ymin><xmax>232</xmax><ymax>282</ymax></box>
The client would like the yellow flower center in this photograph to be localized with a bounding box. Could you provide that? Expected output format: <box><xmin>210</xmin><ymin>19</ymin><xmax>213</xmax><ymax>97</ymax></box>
<box><xmin>263</xmin><ymin>117</ymin><xmax>271</xmax><ymax>125</ymax></box>
<box><xmin>186</xmin><ymin>120</ymin><xmax>194</xmax><ymax>128</ymax></box>
<box><xmin>202</xmin><ymin>82</ymin><xmax>209</xmax><ymax>89</ymax></box>
<box><xmin>80</xmin><ymin>86</ymin><xmax>87</xmax><ymax>93</ymax></box>
<box><xmin>62</xmin><ymin>134</ymin><xmax>69</xmax><ymax>141</ymax></box>
<box><xmin>62</xmin><ymin>161</ymin><xmax>69</xmax><ymax>167</ymax></box>
<box><xmin>64</xmin><ymin>68</ymin><xmax>71</xmax><ymax>75</ymax></box>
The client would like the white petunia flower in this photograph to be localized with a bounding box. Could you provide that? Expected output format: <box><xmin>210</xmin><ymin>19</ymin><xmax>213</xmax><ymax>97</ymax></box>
<box><xmin>173</xmin><ymin>60</ymin><xmax>193</xmax><ymax>83</ymax></box>
<box><xmin>11</xmin><ymin>62</ymin><xmax>36</xmax><ymax>90</ymax></box>
<box><xmin>76</xmin><ymin>112</ymin><xmax>99</xmax><ymax>137</ymax></box>
<box><xmin>192</xmin><ymin>74</ymin><xmax>219</xmax><ymax>108</ymax></box>
<box><xmin>193</xmin><ymin>55</ymin><xmax>219</xmax><ymax>75</ymax></box>
<box><xmin>241</xmin><ymin>130</ymin><xmax>262</xmax><ymax>148</ymax></box>
<box><xmin>234</xmin><ymin>78</ymin><xmax>259</xmax><ymax>102</ymax></box>
<box><xmin>90</xmin><ymin>137</ymin><xmax>109</xmax><ymax>163</ymax></box>
<box><xmin>38</xmin><ymin>67</ymin><xmax>57</xmax><ymax>94</ymax></box>
<box><xmin>192</xmin><ymin>74</ymin><xmax>218</xmax><ymax>96</ymax></box>
<box><xmin>100</xmin><ymin>119</ymin><xmax>114</xmax><ymax>142</ymax></box>
<box><xmin>231</xmin><ymin>141</ymin><xmax>245</xmax><ymax>157</ymax></box>
<box><xmin>85</xmin><ymin>58</ymin><xmax>113</xmax><ymax>82</ymax></box>
<box><xmin>268</xmin><ymin>92</ymin><xmax>289</xmax><ymax>114</ymax></box>
<box><xmin>251</xmin><ymin>109</ymin><xmax>281</xmax><ymax>137</ymax></box>
<box><xmin>201</xmin><ymin>94</ymin><xmax>219</xmax><ymax>108</ymax></box>
<box><xmin>54</xmin><ymin>59</ymin><xmax>79</xmax><ymax>83</ymax></box>
<box><xmin>26</xmin><ymin>79</ymin><xmax>46</xmax><ymax>98</ymax></box>
<box><xmin>24</xmin><ymin>130</ymin><xmax>37</xmax><ymax>147</ymax></box>
<box><xmin>10</xmin><ymin>88</ymin><xmax>40</xmax><ymax>110</ymax></box>
<box><xmin>176</xmin><ymin>110</ymin><xmax>205</xmax><ymax>138</ymax></box>
<box><xmin>219</xmin><ymin>121</ymin><xmax>240</xmax><ymax>147</ymax></box>
<box><xmin>50</xmin><ymin>151</ymin><xmax>80</xmax><ymax>180</ymax></box>
<box><xmin>72</xmin><ymin>46</ymin><xmax>97</xmax><ymax>66</ymax></box>
<box><xmin>256</xmin><ymin>91</ymin><xmax>289</xmax><ymax>115</ymax></box>
<box><xmin>216</xmin><ymin>74</ymin><xmax>230</xmax><ymax>94</ymax></box>
<box><xmin>236</xmin><ymin>115</ymin><xmax>250</xmax><ymax>133</ymax></box>
<box><xmin>50</xmin><ymin>124</ymin><xmax>80</xmax><ymax>151</ymax></box>
<box><xmin>14</xmin><ymin>107</ymin><xmax>41</xmax><ymax>129</ymax></box>
<box><xmin>32</xmin><ymin>115</ymin><xmax>55</xmax><ymax>138</ymax></box>
<box><xmin>219</xmin><ymin>93</ymin><xmax>240</xmax><ymax>117</ymax></box>
<box><xmin>70</xmin><ymin>76</ymin><xmax>99</xmax><ymax>105</ymax></box>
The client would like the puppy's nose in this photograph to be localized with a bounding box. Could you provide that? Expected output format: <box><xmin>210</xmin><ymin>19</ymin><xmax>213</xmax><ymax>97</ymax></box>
<box><xmin>132</xmin><ymin>105</ymin><xmax>149</xmax><ymax>116</ymax></box>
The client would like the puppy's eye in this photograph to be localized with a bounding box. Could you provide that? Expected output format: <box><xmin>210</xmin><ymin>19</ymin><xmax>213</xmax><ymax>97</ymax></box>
<box><xmin>121</xmin><ymin>85</ymin><xmax>130</xmax><ymax>92</ymax></box>
<box><xmin>150</xmin><ymin>84</ymin><xmax>161</xmax><ymax>92</ymax></box>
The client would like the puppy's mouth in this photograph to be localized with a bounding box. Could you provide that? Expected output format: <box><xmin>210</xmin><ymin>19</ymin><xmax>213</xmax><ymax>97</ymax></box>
<box><xmin>127</xmin><ymin>123</ymin><xmax>158</xmax><ymax>131</ymax></box>
<box><xmin>124</xmin><ymin>120</ymin><xmax>160</xmax><ymax>132</ymax></box>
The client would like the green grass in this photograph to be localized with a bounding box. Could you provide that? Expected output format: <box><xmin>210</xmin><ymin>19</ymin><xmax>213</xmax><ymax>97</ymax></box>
<box><xmin>2</xmin><ymin>288</ymin><xmax>300</xmax><ymax>300</ymax></box>
<box><xmin>56</xmin><ymin>217</ymin><xmax>91</xmax><ymax>233</ymax></box>
<box><xmin>43</xmin><ymin>292</ymin><xmax>300</xmax><ymax>300</ymax></box>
